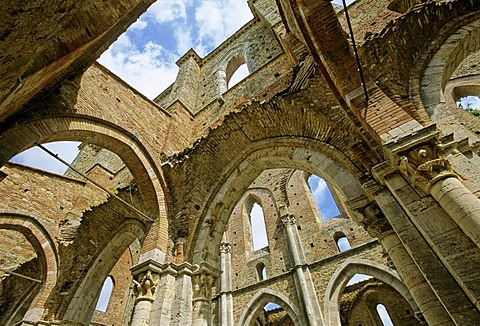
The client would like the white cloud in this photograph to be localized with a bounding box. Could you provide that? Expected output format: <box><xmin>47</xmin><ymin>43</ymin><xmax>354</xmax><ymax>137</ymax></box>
<box><xmin>311</xmin><ymin>176</ymin><xmax>329</xmax><ymax>204</ymax></box>
<box><xmin>145</xmin><ymin>0</ymin><xmax>190</xmax><ymax>24</ymax></box>
<box><xmin>174</xmin><ymin>22</ymin><xmax>193</xmax><ymax>55</ymax></box>
<box><xmin>195</xmin><ymin>0</ymin><xmax>253</xmax><ymax>48</ymax></box>
<box><xmin>129</xmin><ymin>18</ymin><xmax>148</xmax><ymax>31</ymax></box>
<box><xmin>9</xmin><ymin>142</ymin><xmax>80</xmax><ymax>175</ymax></box>
<box><xmin>98</xmin><ymin>0</ymin><xmax>253</xmax><ymax>98</ymax></box>
<box><xmin>98</xmin><ymin>34</ymin><xmax>178</xmax><ymax>99</ymax></box>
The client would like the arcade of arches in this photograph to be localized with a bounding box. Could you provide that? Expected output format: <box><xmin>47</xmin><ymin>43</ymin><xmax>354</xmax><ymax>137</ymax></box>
<box><xmin>1</xmin><ymin>0</ymin><xmax>480</xmax><ymax>325</ymax></box>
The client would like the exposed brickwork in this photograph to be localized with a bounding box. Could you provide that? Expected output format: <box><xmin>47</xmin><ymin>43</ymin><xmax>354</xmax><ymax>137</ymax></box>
<box><xmin>1</xmin><ymin>0</ymin><xmax>480</xmax><ymax>324</ymax></box>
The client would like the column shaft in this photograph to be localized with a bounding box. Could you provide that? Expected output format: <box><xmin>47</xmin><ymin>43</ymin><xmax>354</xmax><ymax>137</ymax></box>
<box><xmin>430</xmin><ymin>176</ymin><xmax>480</xmax><ymax>247</ymax></box>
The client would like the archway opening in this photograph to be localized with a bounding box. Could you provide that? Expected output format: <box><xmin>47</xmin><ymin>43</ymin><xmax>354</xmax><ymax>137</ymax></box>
<box><xmin>0</xmin><ymin>228</ymin><xmax>43</xmax><ymax>325</ymax></box>
<box><xmin>256</xmin><ymin>302</ymin><xmax>294</xmax><ymax>326</ymax></box>
<box><xmin>256</xmin><ymin>262</ymin><xmax>267</xmax><ymax>281</ymax></box>
<box><xmin>334</xmin><ymin>232</ymin><xmax>351</xmax><ymax>252</ymax></box>
<box><xmin>228</xmin><ymin>63</ymin><xmax>249</xmax><ymax>88</ymax></box>
<box><xmin>457</xmin><ymin>95</ymin><xmax>480</xmax><ymax>116</ymax></box>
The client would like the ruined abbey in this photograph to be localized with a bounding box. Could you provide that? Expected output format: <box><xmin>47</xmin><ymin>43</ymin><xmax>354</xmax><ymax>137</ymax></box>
<box><xmin>1</xmin><ymin>0</ymin><xmax>480</xmax><ymax>325</ymax></box>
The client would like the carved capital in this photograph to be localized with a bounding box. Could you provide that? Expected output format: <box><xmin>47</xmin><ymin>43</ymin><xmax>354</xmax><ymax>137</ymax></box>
<box><xmin>220</xmin><ymin>242</ymin><xmax>232</xmax><ymax>254</ymax></box>
<box><xmin>280</xmin><ymin>214</ymin><xmax>296</xmax><ymax>227</ymax></box>
<box><xmin>354</xmin><ymin>203</ymin><xmax>392</xmax><ymax>238</ymax></box>
<box><xmin>192</xmin><ymin>262</ymin><xmax>221</xmax><ymax>302</ymax></box>
<box><xmin>411</xmin><ymin>158</ymin><xmax>456</xmax><ymax>193</ymax></box>
<box><xmin>133</xmin><ymin>270</ymin><xmax>159</xmax><ymax>302</ymax></box>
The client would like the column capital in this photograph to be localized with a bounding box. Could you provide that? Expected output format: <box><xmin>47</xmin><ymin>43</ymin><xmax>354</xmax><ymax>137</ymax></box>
<box><xmin>352</xmin><ymin>202</ymin><xmax>392</xmax><ymax>238</ymax></box>
<box><xmin>280</xmin><ymin>214</ymin><xmax>297</xmax><ymax>227</ymax></box>
<box><xmin>220</xmin><ymin>242</ymin><xmax>232</xmax><ymax>254</ymax></box>
<box><xmin>132</xmin><ymin>270</ymin><xmax>159</xmax><ymax>303</ymax></box>
<box><xmin>192</xmin><ymin>261</ymin><xmax>221</xmax><ymax>302</ymax></box>
<box><xmin>380</xmin><ymin>125</ymin><xmax>458</xmax><ymax>192</ymax></box>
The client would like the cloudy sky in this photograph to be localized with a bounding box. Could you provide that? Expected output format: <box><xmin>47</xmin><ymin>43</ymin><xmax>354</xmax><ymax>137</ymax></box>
<box><xmin>98</xmin><ymin>0</ymin><xmax>255</xmax><ymax>99</ymax></box>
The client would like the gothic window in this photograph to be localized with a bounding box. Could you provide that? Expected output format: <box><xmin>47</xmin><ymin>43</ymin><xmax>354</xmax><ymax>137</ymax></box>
<box><xmin>95</xmin><ymin>276</ymin><xmax>114</xmax><ymax>312</ymax></box>
<box><xmin>256</xmin><ymin>262</ymin><xmax>267</xmax><ymax>281</ymax></box>
<box><xmin>333</xmin><ymin>231</ymin><xmax>351</xmax><ymax>252</ymax></box>
<box><xmin>248</xmin><ymin>201</ymin><xmax>269</xmax><ymax>251</ymax></box>
<box><xmin>307</xmin><ymin>174</ymin><xmax>340</xmax><ymax>221</ymax></box>
<box><xmin>376</xmin><ymin>304</ymin><xmax>394</xmax><ymax>326</ymax></box>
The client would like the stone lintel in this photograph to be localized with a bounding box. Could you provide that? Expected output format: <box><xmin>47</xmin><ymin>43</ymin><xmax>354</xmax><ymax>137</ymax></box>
<box><xmin>130</xmin><ymin>259</ymin><xmax>165</xmax><ymax>277</ymax></box>
<box><xmin>345</xmin><ymin>194</ymin><xmax>371</xmax><ymax>211</ymax></box>
<box><xmin>384</xmin><ymin>124</ymin><xmax>439</xmax><ymax>160</ymax></box>
<box><xmin>131</xmin><ymin>260</ymin><xmax>196</xmax><ymax>278</ymax></box>
<box><xmin>371</xmin><ymin>161</ymin><xmax>396</xmax><ymax>185</ymax></box>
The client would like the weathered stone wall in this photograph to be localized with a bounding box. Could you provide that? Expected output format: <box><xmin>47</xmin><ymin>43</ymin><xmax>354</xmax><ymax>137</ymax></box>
<box><xmin>341</xmin><ymin>280</ymin><xmax>419</xmax><ymax>326</ymax></box>
<box><xmin>222</xmin><ymin>168</ymin><xmax>386</xmax><ymax>323</ymax></box>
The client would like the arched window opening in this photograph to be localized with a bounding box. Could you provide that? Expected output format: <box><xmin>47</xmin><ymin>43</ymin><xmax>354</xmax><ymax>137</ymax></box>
<box><xmin>346</xmin><ymin>273</ymin><xmax>373</xmax><ymax>286</ymax></box>
<box><xmin>334</xmin><ymin>232</ymin><xmax>351</xmax><ymax>252</ymax></box>
<box><xmin>228</xmin><ymin>63</ymin><xmax>249</xmax><ymax>88</ymax></box>
<box><xmin>456</xmin><ymin>95</ymin><xmax>480</xmax><ymax>117</ymax></box>
<box><xmin>249</xmin><ymin>202</ymin><xmax>269</xmax><ymax>251</ymax></box>
<box><xmin>256</xmin><ymin>262</ymin><xmax>267</xmax><ymax>281</ymax></box>
<box><xmin>226</xmin><ymin>56</ymin><xmax>250</xmax><ymax>89</ymax></box>
<box><xmin>376</xmin><ymin>304</ymin><xmax>394</xmax><ymax>326</ymax></box>
<box><xmin>9</xmin><ymin>141</ymin><xmax>80</xmax><ymax>175</ymax></box>
<box><xmin>95</xmin><ymin>276</ymin><xmax>114</xmax><ymax>312</ymax></box>
<box><xmin>307</xmin><ymin>174</ymin><xmax>341</xmax><ymax>221</ymax></box>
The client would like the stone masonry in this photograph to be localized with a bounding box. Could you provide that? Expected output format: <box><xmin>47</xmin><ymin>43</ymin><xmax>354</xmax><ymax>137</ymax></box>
<box><xmin>1</xmin><ymin>0</ymin><xmax>480</xmax><ymax>325</ymax></box>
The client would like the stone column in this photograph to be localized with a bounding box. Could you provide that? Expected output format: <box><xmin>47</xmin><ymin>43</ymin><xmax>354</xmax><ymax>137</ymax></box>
<box><xmin>384</xmin><ymin>127</ymin><xmax>480</xmax><ymax>249</ymax></box>
<box><xmin>131</xmin><ymin>269</ymin><xmax>159</xmax><ymax>326</ymax></box>
<box><xmin>410</xmin><ymin>158</ymin><xmax>480</xmax><ymax>248</ymax></box>
<box><xmin>350</xmin><ymin>196</ymin><xmax>451</xmax><ymax>325</ymax></box>
<box><xmin>218</xmin><ymin>242</ymin><xmax>234</xmax><ymax>325</ymax></box>
<box><xmin>192</xmin><ymin>262</ymin><xmax>221</xmax><ymax>326</ymax></box>
<box><xmin>280</xmin><ymin>207</ymin><xmax>324</xmax><ymax>326</ymax></box>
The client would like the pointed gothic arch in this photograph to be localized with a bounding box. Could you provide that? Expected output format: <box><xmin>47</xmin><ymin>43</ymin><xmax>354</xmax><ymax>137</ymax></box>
<box><xmin>324</xmin><ymin>258</ymin><xmax>419</xmax><ymax>326</ymax></box>
<box><xmin>237</xmin><ymin>288</ymin><xmax>303</xmax><ymax>326</ymax></box>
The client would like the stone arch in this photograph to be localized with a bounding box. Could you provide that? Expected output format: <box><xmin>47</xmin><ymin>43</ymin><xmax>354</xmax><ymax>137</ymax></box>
<box><xmin>191</xmin><ymin>137</ymin><xmax>364</xmax><ymax>265</ymax></box>
<box><xmin>237</xmin><ymin>288</ymin><xmax>303</xmax><ymax>326</ymax></box>
<box><xmin>0</xmin><ymin>114</ymin><xmax>167</xmax><ymax>225</ymax></box>
<box><xmin>324</xmin><ymin>258</ymin><xmax>419</xmax><ymax>326</ymax></box>
<box><xmin>0</xmin><ymin>212</ymin><xmax>59</xmax><ymax>323</ymax></box>
<box><xmin>419</xmin><ymin>18</ymin><xmax>480</xmax><ymax>119</ymax></box>
<box><xmin>444</xmin><ymin>74</ymin><xmax>480</xmax><ymax>108</ymax></box>
<box><xmin>63</xmin><ymin>219</ymin><xmax>145</xmax><ymax>324</ymax></box>
<box><xmin>215</xmin><ymin>42</ymin><xmax>252</xmax><ymax>94</ymax></box>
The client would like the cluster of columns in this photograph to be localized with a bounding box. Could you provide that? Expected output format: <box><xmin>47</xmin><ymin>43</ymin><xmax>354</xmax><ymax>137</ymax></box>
<box><xmin>349</xmin><ymin>125</ymin><xmax>480</xmax><ymax>325</ymax></box>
